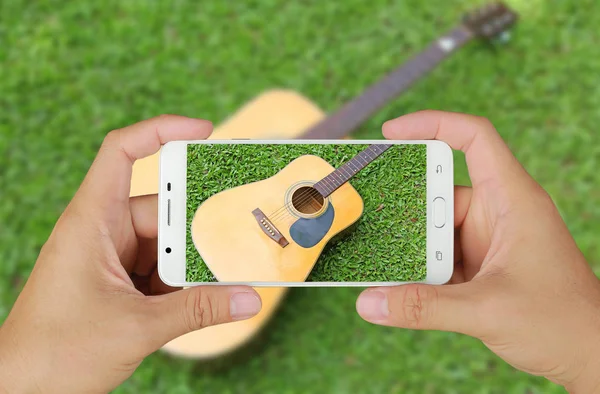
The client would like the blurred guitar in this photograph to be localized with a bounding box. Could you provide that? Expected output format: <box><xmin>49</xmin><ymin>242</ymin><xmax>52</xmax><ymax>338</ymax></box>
<box><xmin>129</xmin><ymin>2</ymin><xmax>518</xmax><ymax>360</ymax></box>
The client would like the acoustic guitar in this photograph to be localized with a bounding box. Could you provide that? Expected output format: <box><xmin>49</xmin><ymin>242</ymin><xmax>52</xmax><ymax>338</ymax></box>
<box><xmin>128</xmin><ymin>2</ymin><xmax>518</xmax><ymax>359</ymax></box>
<box><xmin>192</xmin><ymin>144</ymin><xmax>393</xmax><ymax>283</ymax></box>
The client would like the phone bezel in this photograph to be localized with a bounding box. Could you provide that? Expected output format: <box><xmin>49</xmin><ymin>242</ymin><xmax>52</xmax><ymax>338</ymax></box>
<box><xmin>158</xmin><ymin>139</ymin><xmax>454</xmax><ymax>287</ymax></box>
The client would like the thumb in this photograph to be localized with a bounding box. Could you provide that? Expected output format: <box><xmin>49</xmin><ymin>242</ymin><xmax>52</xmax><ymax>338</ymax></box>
<box><xmin>146</xmin><ymin>286</ymin><xmax>262</xmax><ymax>346</ymax></box>
<box><xmin>356</xmin><ymin>283</ymin><xmax>480</xmax><ymax>336</ymax></box>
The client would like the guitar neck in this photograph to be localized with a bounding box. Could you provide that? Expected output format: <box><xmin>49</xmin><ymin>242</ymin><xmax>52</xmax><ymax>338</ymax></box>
<box><xmin>299</xmin><ymin>26</ymin><xmax>473</xmax><ymax>139</ymax></box>
<box><xmin>313</xmin><ymin>144</ymin><xmax>394</xmax><ymax>198</ymax></box>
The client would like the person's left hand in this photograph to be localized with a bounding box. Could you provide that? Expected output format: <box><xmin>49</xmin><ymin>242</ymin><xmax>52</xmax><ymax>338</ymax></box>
<box><xmin>0</xmin><ymin>115</ymin><xmax>262</xmax><ymax>393</ymax></box>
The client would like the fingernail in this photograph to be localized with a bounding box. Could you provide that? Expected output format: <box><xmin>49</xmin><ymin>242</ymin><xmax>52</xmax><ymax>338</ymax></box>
<box><xmin>357</xmin><ymin>290</ymin><xmax>389</xmax><ymax>322</ymax></box>
<box><xmin>230</xmin><ymin>292</ymin><xmax>262</xmax><ymax>320</ymax></box>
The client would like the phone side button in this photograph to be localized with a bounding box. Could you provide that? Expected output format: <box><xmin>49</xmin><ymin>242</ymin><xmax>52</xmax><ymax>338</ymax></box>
<box><xmin>433</xmin><ymin>197</ymin><xmax>446</xmax><ymax>228</ymax></box>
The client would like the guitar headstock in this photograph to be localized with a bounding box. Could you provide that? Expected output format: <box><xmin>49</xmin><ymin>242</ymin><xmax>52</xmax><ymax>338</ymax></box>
<box><xmin>463</xmin><ymin>2</ymin><xmax>518</xmax><ymax>40</ymax></box>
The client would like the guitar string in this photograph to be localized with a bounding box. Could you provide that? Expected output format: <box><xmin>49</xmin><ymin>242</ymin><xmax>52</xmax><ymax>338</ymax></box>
<box><xmin>267</xmin><ymin>188</ymin><xmax>328</xmax><ymax>223</ymax></box>
<box><xmin>265</xmin><ymin>147</ymin><xmax>379</xmax><ymax>219</ymax></box>
<box><xmin>267</xmin><ymin>184</ymin><xmax>343</xmax><ymax>223</ymax></box>
<box><xmin>266</xmin><ymin>180</ymin><xmax>341</xmax><ymax>220</ymax></box>
<box><xmin>264</xmin><ymin>145</ymin><xmax>391</xmax><ymax>222</ymax></box>
<box><xmin>267</xmin><ymin>168</ymin><xmax>364</xmax><ymax>223</ymax></box>
<box><xmin>274</xmin><ymin>196</ymin><xmax>324</xmax><ymax>222</ymax></box>
<box><xmin>264</xmin><ymin>154</ymin><xmax>365</xmax><ymax>219</ymax></box>
<box><xmin>263</xmin><ymin>187</ymin><xmax>321</xmax><ymax>220</ymax></box>
<box><xmin>260</xmin><ymin>159</ymin><xmax>395</xmax><ymax>240</ymax></box>
<box><xmin>271</xmin><ymin>196</ymin><xmax>330</xmax><ymax>225</ymax></box>
<box><xmin>265</xmin><ymin>146</ymin><xmax>387</xmax><ymax>222</ymax></box>
<box><xmin>266</xmin><ymin>166</ymin><xmax>358</xmax><ymax>220</ymax></box>
<box><xmin>267</xmin><ymin>145</ymin><xmax>387</xmax><ymax>220</ymax></box>
<box><xmin>263</xmin><ymin>172</ymin><xmax>341</xmax><ymax>220</ymax></box>
<box><xmin>267</xmin><ymin>181</ymin><xmax>357</xmax><ymax>227</ymax></box>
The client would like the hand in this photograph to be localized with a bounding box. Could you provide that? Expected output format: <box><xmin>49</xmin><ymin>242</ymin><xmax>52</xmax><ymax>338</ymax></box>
<box><xmin>356</xmin><ymin>111</ymin><xmax>600</xmax><ymax>393</ymax></box>
<box><xmin>0</xmin><ymin>115</ymin><xmax>262</xmax><ymax>393</ymax></box>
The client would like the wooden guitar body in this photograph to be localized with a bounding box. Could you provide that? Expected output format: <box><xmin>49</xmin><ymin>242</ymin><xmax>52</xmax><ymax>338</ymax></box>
<box><xmin>129</xmin><ymin>90</ymin><xmax>326</xmax><ymax>358</ymax></box>
<box><xmin>191</xmin><ymin>155</ymin><xmax>363</xmax><ymax>283</ymax></box>
<box><xmin>129</xmin><ymin>90</ymin><xmax>324</xmax><ymax>197</ymax></box>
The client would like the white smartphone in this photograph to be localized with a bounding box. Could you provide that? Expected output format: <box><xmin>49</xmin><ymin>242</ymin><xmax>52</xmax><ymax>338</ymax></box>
<box><xmin>158</xmin><ymin>140</ymin><xmax>453</xmax><ymax>287</ymax></box>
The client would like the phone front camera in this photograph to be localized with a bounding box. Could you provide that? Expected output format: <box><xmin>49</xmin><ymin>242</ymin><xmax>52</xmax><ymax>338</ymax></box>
<box><xmin>166</xmin><ymin>247</ymin><xmax>172</xmax><ymax>254</ymax></box>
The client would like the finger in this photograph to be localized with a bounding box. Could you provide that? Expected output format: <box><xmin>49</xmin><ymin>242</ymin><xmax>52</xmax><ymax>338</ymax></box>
<box><xmin>383</xmin><ymin>110</ymin><xmax>532</xmax><ymax>191</ymax></box>
<box><xmin>79</xmin><ymin>115</ymin><xmax>212</xmax><ymax>208</ymax></box>
<box><xmin>132</xmin><ymin>237</ymin><xmax>157</xmax><ymax>276</ymax></box>
<box><xmin>131</xmin><ymin>274</ymin><xmax>151</xmax><ymax>295</ymax></box>
<box><xmin>149</xmin><ymin>268</ymin><xmax>180</xmax><ymax>295</ymax></box>
<box><xmin>129</xmin><ymin>195</ymin><xmax>158</xmax><ymax>275</ymax></box>
<box><xmin>356</xmin><ymin>283</ymin><xmax>481</xmax><ymax>336</ymax></box>
<box><xmin>130</xmin><ymin>238</ymin><xmax>158</xmax><ymax>276</ymax></box>
<box><xmin>454</xmin><ymin>230</ymin><xmax>463</xmax><ymax>264</ymax></box>
<box><xmin>454</xmin><ymin>186</ymin><xmax>472</xmax><ymax>229</ymax></box>
<box><xmin>449</xmin><ymin>230</ymin><xmax>465</xmax><ymax>284</ymax></box>
<box><xmin>450</xmin><ymin>186</ymin><xmax>469</xmax><ymax>284</ymax></box>
<box><xmin>144</xmin><ymin>286</ymin><xmax>262</xmax><ymax>347</ymax></box>
<box><xmin>448</xmin><ymin>264</ymin><xmax>465</xmax><ymax>284</ymax></box>
<box><xmin>130</xmin><ymin>194</ymin><xmax>158</xmax><ymax>239</ymax></box>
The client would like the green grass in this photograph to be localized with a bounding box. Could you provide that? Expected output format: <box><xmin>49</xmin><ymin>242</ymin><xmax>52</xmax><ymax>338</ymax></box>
<box><xmin>1</xmin><ymin>0</ymin><xmax>599</xmax><ymax>392</ymax></box>
<box><xmin>185</xmin><ymin>143</ymin><xmax>427</xmax><ymax>282</ymax></box>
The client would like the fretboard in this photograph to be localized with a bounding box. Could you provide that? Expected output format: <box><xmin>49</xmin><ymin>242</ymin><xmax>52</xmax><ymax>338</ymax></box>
<box><xmin>299</xmin><ymin>26</ymin><xmax>473</xmax><ymax>139</ymax></box>
<box><xmin>313</xmin><ymin>144</ymin><xmax>394</xmax><ymax>198</ymax></box>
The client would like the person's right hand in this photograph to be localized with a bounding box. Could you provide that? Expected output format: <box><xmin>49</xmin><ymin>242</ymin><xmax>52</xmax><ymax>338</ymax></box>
<box><xmin>356</xmin><ymin>110</ymin><xmax>600</xmax><ymax>393</ymax></box>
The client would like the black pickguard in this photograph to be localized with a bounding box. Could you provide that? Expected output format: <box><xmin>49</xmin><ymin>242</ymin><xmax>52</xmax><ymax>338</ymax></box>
<box><xmin>289</xmin><ymin>204</ymin><xmax>335</xmax><ymax>248</ymax></box>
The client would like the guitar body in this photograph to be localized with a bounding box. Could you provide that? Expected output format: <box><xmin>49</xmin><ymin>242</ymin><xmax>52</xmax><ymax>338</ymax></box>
<box><xmin>129</xmin><ymin>90</ymin><xmax>326</xmax><ymax>359</ymax></box>
<box><xmin>130</xmin><ymin>90</ymin><xmax>325</xmax><ymax>197</ymax></box>
<box><xmin>191</xmin><ymin>155</ymin><xmax>363</xmax><ymax>283</ymax></box>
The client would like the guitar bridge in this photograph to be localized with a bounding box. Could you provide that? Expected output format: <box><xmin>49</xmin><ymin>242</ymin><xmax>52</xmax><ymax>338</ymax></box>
<box><xmin>252</xmin><ymin>208</ymin><xmax>289</xmax><ymax>248</ymax></box>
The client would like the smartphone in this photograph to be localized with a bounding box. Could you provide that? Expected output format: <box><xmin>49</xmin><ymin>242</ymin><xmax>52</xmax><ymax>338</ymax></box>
<box><xmin>158</xmin><ymin>140</ymin><xmax>453</xmax><ymax>286</ymax></box>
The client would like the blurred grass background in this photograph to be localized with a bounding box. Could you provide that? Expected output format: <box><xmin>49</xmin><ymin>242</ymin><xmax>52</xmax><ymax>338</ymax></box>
<box><xmin>1</xmin><ymin>0</ymin><xmax>599</xmax><ymax>392</ymax></box>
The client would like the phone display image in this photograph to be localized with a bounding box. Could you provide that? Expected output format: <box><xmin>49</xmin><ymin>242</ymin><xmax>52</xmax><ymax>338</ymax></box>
<box><xmin>185</xmin><ymin>143</ymin><xmax>427</xmax><ymax>283</ymax></box>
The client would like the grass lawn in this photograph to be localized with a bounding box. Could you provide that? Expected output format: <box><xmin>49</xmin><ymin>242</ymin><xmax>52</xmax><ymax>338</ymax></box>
<box><xmin>1</xmin><ymin>0</ymin><xmax>599</xmax><ymax>392</ymax></box>
<box><xmin>185</xmin><ymin>143</ymin><xmax>427</xmax><ymax>283</ymax></box>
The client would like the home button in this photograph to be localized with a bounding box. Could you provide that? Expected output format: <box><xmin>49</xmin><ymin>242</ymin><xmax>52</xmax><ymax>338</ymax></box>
<box><xmin>433</xmin><ymin>197</ymin><xmax>446</xmax><ymax>228</ymax></box>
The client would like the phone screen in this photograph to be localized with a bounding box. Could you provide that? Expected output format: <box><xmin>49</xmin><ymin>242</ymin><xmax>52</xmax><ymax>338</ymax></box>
<box><xmin>185</xmin><ymin>143</ymin><xmax>428</xmax><ymax>283</ymax></box>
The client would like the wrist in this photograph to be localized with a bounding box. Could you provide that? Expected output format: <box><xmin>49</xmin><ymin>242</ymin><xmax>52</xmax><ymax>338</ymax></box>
<box><xmin>0</xmin><ymin>325</ymin><xmax>40</xmax><ymax>394</ymax></box>
<box><xmin>563</xmin><ymin>330</ymin><xmax>600</xmax><ymax>394</ymax></box>
<box><xmin>565</xmin><ymin>369</ymin><xmax>600</xmax><ymax>394</ymax></box>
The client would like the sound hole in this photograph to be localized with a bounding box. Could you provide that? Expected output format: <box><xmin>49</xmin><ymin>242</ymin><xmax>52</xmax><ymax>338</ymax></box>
<box><xmin>291</xmin><ymin>186</ymin><xmax>324</xmax><ymax>215</ymax></box>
